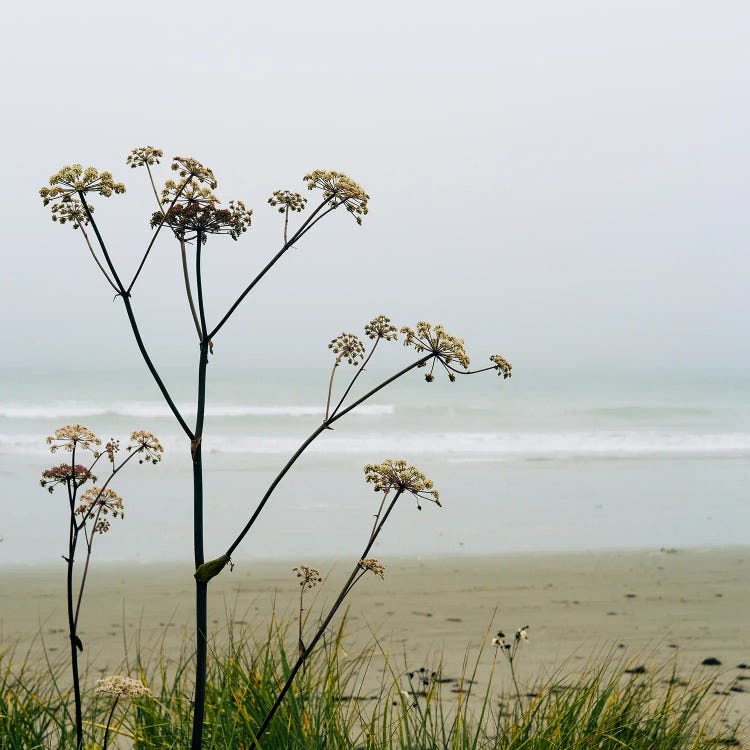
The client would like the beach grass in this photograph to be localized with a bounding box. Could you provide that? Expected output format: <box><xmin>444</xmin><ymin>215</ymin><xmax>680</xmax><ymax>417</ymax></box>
<box><xmin>0</xmin><ymin>615</ymin><xmax>740</xmax><ymax>750</ymax></box>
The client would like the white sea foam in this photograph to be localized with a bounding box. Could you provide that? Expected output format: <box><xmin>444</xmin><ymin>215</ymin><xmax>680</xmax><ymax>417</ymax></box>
<box><xmin>6</xmin><ymin>430</ymin><xmax>750</xmax><ymax>458</ymax></box>
<box><xmin>0</xmin><ymin>401</ymin><xmax>394</xmax><ymax>419</ymax></box>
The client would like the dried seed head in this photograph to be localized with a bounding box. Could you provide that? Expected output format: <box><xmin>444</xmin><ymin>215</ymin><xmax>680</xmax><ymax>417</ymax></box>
<box><xmin>328</xmin><ymin>332</ymin><xmax>366</xmax><ymax>365</ymax></box>
<box><xmin>128</xmin><ymin>430</ymin><xmax>164</xmax><ymax>464</ymax></box>
<box><xmin>95</xmin><ymin>675</ymin><xmax>151</xmax><ymax>698</ymax></box>
<box><xmin>401</xmin><ymin>322</ymin><xmax>470</xmax><ymax>374</ymax></box>
<box><xmin>151</xmin><ymin>200</ymin><xmax>252</xmax><ymax>242</ymax></box>
<box><xmin>268</xmin><ymin>189</ymin><xmax>307</xmax><ymax>213</ymax></box>
<box><xmin>126</xmin><ymin>146</ymin><xmax>164</xmax><ymax>168</ymax></box>
<box><xmin>364</xmin><ymin>459</ymin><xmax>440</xmax><ymax>508</ymax></box>
<box><xmin>40</xmin><ymin>464</ymin><xmax>96</xmax><ymax>492</ymax></box>
<box><xmin>76</xmin><ymin>487</ymin><xmax>124</xmax><ymax>533</ymax></box>
<box><xmin>46</xmin><ymin>425</ymin><xmax>101</xmax><ymax>455</ymax></box>
<box><xmin>359</xmin><ymin>558</ymin><xmax>385</xmax><ymax>578</ymax></box>
<box><xmin>293</xmin><ymin>565</ymin><xmax>323</xmax><ymax>589</ymax></box>
<box><xmin>490</xmin><ymin>355</ymin><xmax>512</xmax><ymax>379</ymax></box>
<box><xmin>364</xmin><ymin>315</ymin><xmax>398</xmax><ymax>341</ymax></box>
<box><xmin>303</xmin><ymin>170</ymin><xmax>369</xmax><ymax>224</ymax></box>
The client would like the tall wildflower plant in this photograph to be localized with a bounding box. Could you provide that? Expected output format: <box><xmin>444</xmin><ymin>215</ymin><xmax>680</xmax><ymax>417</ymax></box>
<box><xmin>40</xmin><ymin>426</ymin><xmax>162</xmax><ymax>748</ymax></box>
<box><xmin>41</xmin><ymin>149</ymin><xmax>512</xmax><ymax>748</ymax></box>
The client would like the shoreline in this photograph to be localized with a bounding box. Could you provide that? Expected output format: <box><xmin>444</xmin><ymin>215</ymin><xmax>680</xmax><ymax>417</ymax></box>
<box><xmin>2</xmin><ymin>547</ymin><xmax>748</xmax><ymax>727</ymax></box>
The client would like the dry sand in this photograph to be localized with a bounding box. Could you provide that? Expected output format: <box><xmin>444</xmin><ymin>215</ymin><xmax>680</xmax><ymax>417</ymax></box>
<box><xmin>2</xmin><ymin>547</ymin><xmax>748</xmax><ymax>729</ymax></box>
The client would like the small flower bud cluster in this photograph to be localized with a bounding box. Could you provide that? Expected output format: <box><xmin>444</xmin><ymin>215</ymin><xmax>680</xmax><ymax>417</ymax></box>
<box><xmin>359</xmin><ymin>558</ymin><xmax>385</xmax><ymax>578</ymax></box>
<box><xmin>293</xmin><ymin>565</ymin><xmax>323</xmax><ymax>589</ymax></box>
<box><xmin>171</xmin><ymin>156</ymin><xmax>217</xmax><ymax>189</ymax></box>
<box><xmin>126</xmin><ymin>146</ymin><xmax>164</xmax><ymax>168</ymax></box>
<box><xmin>268</xmin><ymin>189</ymin><xmax>307</xmax><ymax>213</ymax></box>
<box><xmin>76</xmin><ymin>487</ymin><xmax>124</xmax><ymax>534</ymax></box>
<box><xmin>128</xmin><ymin>430</ymin><xmax>164</xmax><ymax>464</ymax></box>
<box><xmin>329</xmin><ymin>332</ymin><xmax>366</xmax><ymax>365</ymax></box>
<box><xmin>364</xmin><ymin>314</ymin><xmax>398</xmax><ymax>341</ymax></box>
<box><xmin>303</xmin><ymin>170</ymin><xmax>369</xmax><ymax>225</ymax></box>
<box><xmin>95</xmin><ymin>675</ymin><xmax>151</xmax><ymax>698</ymax></box>
<box><xmin>40</xmin><ymin>164</ymin><xmax>126</xmax><ymax>207</ymax></box>
<box><xmin>50</xmin><ymin>199</ymin><xmax>90</xmax><ymax>230</ymax></box>
<box><xmin>490</xmin><ymin>355</ymin><xmax>512</xmax><ymax>379</ymax></box>
<box><xmin>364</xmin><ymin>459</ymin><xmax>440</xmax><ymax>508</ymax></box>
<box><xmin>161</xmin><ymin>178</ymin><xmax>218</xmax><ymax>208</ymax></box>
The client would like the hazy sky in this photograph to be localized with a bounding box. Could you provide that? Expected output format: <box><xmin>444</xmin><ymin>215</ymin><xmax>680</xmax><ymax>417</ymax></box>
<box><xmin>3</xmin><ymin>0</ymin><xmax>749</xmax><ymax>378</ymax></box>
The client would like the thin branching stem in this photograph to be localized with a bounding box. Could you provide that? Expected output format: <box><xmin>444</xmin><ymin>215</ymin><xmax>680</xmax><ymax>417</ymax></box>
<box><xmin>330</xmin><ymin>338</ymin><xmax>381</xmax><ymax>419</ymax></box>
<box><xmin>78</xmin><ymin>193</ymin><xmax>128</xmax><ymax>293</ymax></box>
<box><xmin>248</xmin><ymin>490</ymin><xmax>403</xmax><ymax>749</ymax></box>
<box><xmin>208</xmin><ymin>197</ymin><xmax>335</xmax><ymax>340</ymax></box>
<box><xmin>224</xmin><ymin>354</ymin><xmax>431</xmax><ymax>559</ymax></box>
<box><xmin>144</xmin><ymin>164</ymin><xmax>161</xmax><ymax>207</ymax></box>
<box><xmin>180</xmin><ymin>239</ymin><xmax>202</xmax><ymax>339</ymax></box>
<box><xmin>79</xmin><ymin>226</ymin><xmax>119</xmax><ymax>292</ymax></box>
<box><xmin>78</xmin><ymin>196</ymin><xmax>193</xmax><ymax>439</ymax></box>
<box><xmin>126</xmin><ymin>178</ymin><xmax>190</xmax><ymax>293</ymax></box>
<box><xmin>73</xmin><ymin>449</ymin><xmax>141</xmax><ymax>629</ymax></box>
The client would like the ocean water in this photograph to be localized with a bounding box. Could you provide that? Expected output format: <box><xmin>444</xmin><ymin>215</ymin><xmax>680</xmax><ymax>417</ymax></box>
<box><xmin>1</xmin><ymin>366</ymin><xmax>748</xmax><ymax>565</ymax></box>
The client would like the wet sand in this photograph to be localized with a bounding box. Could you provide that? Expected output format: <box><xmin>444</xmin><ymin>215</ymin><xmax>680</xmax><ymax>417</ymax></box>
<box><xmin>2</xmin><ymin>547</ymin><xmax>748</xmax><ymax>727</ymax></box>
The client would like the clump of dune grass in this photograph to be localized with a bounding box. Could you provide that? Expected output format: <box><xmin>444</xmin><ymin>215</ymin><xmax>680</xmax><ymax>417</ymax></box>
<box><xmin>1</xmin><ymin>616</ymin><xmax>742</xmax><ymax>750</ymax></box>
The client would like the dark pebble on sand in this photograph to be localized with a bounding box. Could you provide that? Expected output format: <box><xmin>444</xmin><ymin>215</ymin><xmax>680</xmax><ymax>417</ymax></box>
<box><xmin>736</xmin><ymin>663</ymin><xmax>748</xmax><ymax>669</ymax></box>
<box><xmin>624</xmin><ymin>665</ymin><xmax>647</xmax><ymax>674</ymax></box>
<box><xmin>702</xmin><ymin>657</ymin><xmax>722</xmax><ymax>666</ymax></box>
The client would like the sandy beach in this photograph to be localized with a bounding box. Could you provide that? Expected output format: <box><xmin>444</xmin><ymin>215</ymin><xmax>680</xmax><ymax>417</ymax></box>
<box><xmin>2</xmin><ymin>547</ymin><xmax>748</xmax><ymax>729</ymax></box>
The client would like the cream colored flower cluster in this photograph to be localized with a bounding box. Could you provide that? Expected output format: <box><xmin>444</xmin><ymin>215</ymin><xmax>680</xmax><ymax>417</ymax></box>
<box><xmin>46</xmin><ymin>425</ymin><xmax>102</xmax><ymax>455</ymax></box>
<box><xmin>364</xmin><ymin>314</ymin><xmax>398</xmax><ymax>341</ymax></box>
<box><xmin>40</xmin><ymin>164</ymin><xmax>126</xmax><ymax>206</ymax></box>
<box><xmin>75</xmin><ymin>487</ymin><xmax>124</xmax><ymax>534</ymax></box>
<box><xmin>364</xmin><ymin>459</ymin><xmax>440</xmax><ymax>507</ymax></box>
<box><xmin>128</xmin><ymin>430</ymin><xmax>164</xmax><ymax>464</ymax></box>
<box><xmin>95</xmin><ymin>675</ymin><xmax>151</xmax><ymax>698</ymax></box>
<box><xmin>161</xmin><ymin>178</ymin><xmax>218</xmax><ymax>208</ymax></box>
<box><xmin>490</xmin><ymin>354</ymin><xmax>512</xmax><ymax>379</ymax></box>
<box><xmin>268</xmin><ymin>189</ymin><xmax>307</xmax><ymax>213</ymax></box>
<box><xmin>328</xmin><ymin>332</ymin><xmax>366</xmax><ymax>365</ymax></box>
<box><xmin>171</xmin><ymin>155</ymin><xmax>217</xmax><ymax>189</ymax></box>
<box><xmin>126</xmin><ymin>146</ymin><xmax>164</xmax><ymax>168</ymax></box>
<box><xmin>50</xmin><ymin>199</ymin><xmax>90</xmax><ymax>230</ymax></box>
<box><xmin>401</xmin><ymin>322</ymin><xmax>470</xmax><ymax>370</ymax></box>
<box><xmin>303</xmin><ymin>170</ymin><xmax>369</xmax><ymax>224</ymax></box>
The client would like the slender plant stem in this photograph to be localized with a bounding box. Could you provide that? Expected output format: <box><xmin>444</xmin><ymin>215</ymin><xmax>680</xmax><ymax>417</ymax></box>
<box><xmin>324</xmin><ymin>362</ymin><xmax>338</xmax><ymax>421</ymax></box>
<box><xmin>224</xmin><ymin>354</ymin><xmax>431</xmax><ymax>560</ymax></box>
<box><xmin>208</xmin><ymin>198</ymin><xmax>334</xmax><ymax>340</ymax></box>
<box><xmin>73</xmin><ymin>450</ymin><xmax>141</xmax><ymax>628</ymax></box>
<box><xmin>79</xmin><ymin>197</ymin><xmax>193</xmax><ymax>439</ymax></box>
<box><xmin>330</xmin><ymin>338</ymin><xmax>380</xmax><ymax>419</ymax></box>
<box><xmin>102</xmin><ymin>695</ymin><xmax>120</xmax><ymax>750</ymax></box>
<box><xmin>145</xmin><ymin>164</ymin><xmax>161</xmax><ymax>207</ymax></box>
<box><xmin>191</xmin><ymin>229</ymin><xmax>210</xmax><ymax>750</ymax></box>
<box><xmin>248</xmin><ymin>491</ymin><xmax>402</xmax><ymax>749</ymax></box>
<box><xmin>181</xmin><ymin>239</ymin><xmax>202</xmax><ymax>338</ymax></box>
<box><xmin>79</xmin><ymin>226</ymin><xmax>119</xmax><ymax>292</ymax></box>
<box><xmin>78</xmin><ymin>193</ymin><xmax>128</xmax><ymax>293</ymax></box>
<box><xmin>126</xmin><ymin>178</ymin><xmax>190</xmax><ymax>293</ymax></box>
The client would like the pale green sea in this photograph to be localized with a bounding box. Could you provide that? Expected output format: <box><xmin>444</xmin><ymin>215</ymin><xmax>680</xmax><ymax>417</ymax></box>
<box><xmin>1</xmin><ymin>366</ymin><xmax>749</xmax><ymax>564</ymax></box>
